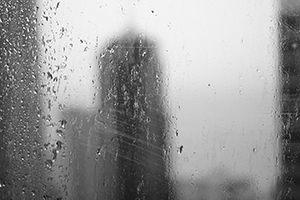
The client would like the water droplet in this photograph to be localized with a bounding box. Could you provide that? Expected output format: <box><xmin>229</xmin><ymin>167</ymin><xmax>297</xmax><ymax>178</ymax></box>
<box><xmin>96</xmin><ymin>146</ymin><xmax>106</xmax><ymax>159</ymax></box>
<box><xmin>52</xmin><ymin>149</ymin><xmax>58</xmax><ymax>161</ymax></box>
<box><xmin>22</xmin><ymin>185</ymin><xmax>26</xmax><ymax>195</ymax></box>
<box><xmin>56</xmin><ymin>129</ymin><xmax>63</xmax><ymax>137</ymax></box>
<box><xmin>56</xmin><ymin>2</ymin><xmax>60</xmax><ymax>10</ymax></box>
<box><xmin>0</xmin><ymin>182</ymin><xmax>6</xmax><ymax>188</ymax></box>
<box><xmin>146</xmin><ymin>117</ymin><xmax>151</xmax><ymax>123</ymax></box>
<box><xmin>44</xmin><ymin>142</ymin><xmax>50</xmax><ymax>150</ymax></box>
<box><xmin>45</xmin><ymin>159</ymin><xmax>53</xmax><ymax>170</ymax></box>
<box><xmin>60</xmin><ymin>119</ymin><xmax>67</xmax><ymax>129</ymax></box>
<box><xmin>47</xmin><ymin>72</ymin><xmax>53</xmax><ymax>80</ymax></box>
<box><xmin>56</xmin><ymin>140</ymin><xmax>63</xmax><ymax>151</ymax></box>
<box><xmin>178</xmin><ymin>145</ymin><xmax>183</xmax><ymax>154</ymax></box>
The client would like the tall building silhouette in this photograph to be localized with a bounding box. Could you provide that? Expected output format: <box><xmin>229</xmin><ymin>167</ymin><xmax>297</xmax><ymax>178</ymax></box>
<box><xmin>99</xmin><ymin>33</ymin><xmax>170</xmax><ymax>199</ymax></box>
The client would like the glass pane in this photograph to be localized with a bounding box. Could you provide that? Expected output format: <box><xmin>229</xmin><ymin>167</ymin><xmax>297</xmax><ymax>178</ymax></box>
<box><xmin>0</xmin><ymin>0</ymin><xmax>291</xmax><ymax>199</ymax></box>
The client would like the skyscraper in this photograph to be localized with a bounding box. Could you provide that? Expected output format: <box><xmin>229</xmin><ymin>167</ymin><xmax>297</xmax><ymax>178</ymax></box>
<box><xmin>62</xmin><ymin>32</ymin><xmax>172</xmax><ymax>199</ymax></box>
<box><xmin>99</xmin><ymin>32</ymin><xmax>172</xmax><ymax>199</ymax></box>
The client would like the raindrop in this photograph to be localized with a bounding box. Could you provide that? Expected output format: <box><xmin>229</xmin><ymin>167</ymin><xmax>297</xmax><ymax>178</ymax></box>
<box><xmin>56</xmin><ymin>129</ymin><xmax>63</xmax><ymax>137</ymax></box>
<box><xmin>45</xmin><ymin>114</ymin><xmax>52</xmax><ymax>122</ymax></box>
<box><xmin>56</xmin><ymin>140</ymin><xmax>63</xmax><ymax>151</ymax></box>
<box><xmin>22</xmin><ymin>185</ymin><xmax>26</xmax><ymax>195</ymax></box>
<box><xmin>178</xmin><ymin>145</ymin><xmax>183</xmax><ymax>154</ymax></box>
<box><xmin>55</xmin><ymin>2</ymin><xmax>60</xmax><ymax>10</ymax></box>
<box><xmin>44</xmin><ymin>142</ymin><xmax>50</xmax><ymax>149</ymax></box>
<box><xmin>0</xmin><ymin>181</ymin><xmax>5</xmax><ymax>188</ymax></box>
<box><xmin>60</xmin><ymin>119</ymin><xmax>67</xmax><ymax>129</ymax></box>
<box><xmin>146</xmin><ymin>116</ymin><xmax>151</xmax><ymax>123</ymax></box>
<box><xmin>96</xmin><ymin>146</ymin><xmax>106</xmax><ymax>159</ymax></box>
<box><xmin>52</xmin><ymin>149</ymin><xmax>57</xmax><ymax>161</ymax></box>
<box><xmin>45</xmin><ymin>159</ymin><xmax>53</xmax><ymax>170</ymax></box>
<box><xmin>96</xmin><ymin>147</ymin><xmax>102</xmax><ymax>156</ymax></box>
<box><xmin>42</xmin><ymin>15</ymin><xmax>49</xmax><ymax>21</ymax></box>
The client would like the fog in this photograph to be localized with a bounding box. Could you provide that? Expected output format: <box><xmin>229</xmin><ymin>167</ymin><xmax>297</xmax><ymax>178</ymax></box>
<box><xmin>38</xmin><ymin>0</ymin><xmax>279</xmax><ymax>199</ymax></box>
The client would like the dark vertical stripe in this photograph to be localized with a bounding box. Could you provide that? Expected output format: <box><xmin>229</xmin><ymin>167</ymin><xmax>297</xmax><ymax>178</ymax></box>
<box><xmin>0</xmin><ymin>0</ymin><xmax>44</xmax><ymax>199</ymax></box>
<box><xmin>280</xmin><ymin>13</ymin><xmax>300</xmax><ymax>200</ymax></box>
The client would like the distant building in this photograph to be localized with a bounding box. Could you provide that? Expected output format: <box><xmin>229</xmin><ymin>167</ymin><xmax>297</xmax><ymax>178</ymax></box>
<box><xmin>61</xmin><ymin>33</ymin><xmax>172</xmax><ymax>199</ymax></box>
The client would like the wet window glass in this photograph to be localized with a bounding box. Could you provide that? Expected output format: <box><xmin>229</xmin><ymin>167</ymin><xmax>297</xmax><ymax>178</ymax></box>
<box><xmin>1</xmin><ymin>0</ymin><xmax>297</xmax><ymax>199</ymax></box>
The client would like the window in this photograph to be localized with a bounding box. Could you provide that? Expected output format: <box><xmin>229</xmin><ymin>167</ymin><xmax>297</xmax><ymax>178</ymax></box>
<box><xmin>0</xmin><ymin>0</ymin><xmax>287</xmax><ymax>199</ymax></box>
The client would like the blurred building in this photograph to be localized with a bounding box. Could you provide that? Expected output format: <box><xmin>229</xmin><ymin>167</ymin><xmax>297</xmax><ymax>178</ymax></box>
<box><xmin>280</xmin><ymin>2</ymin><xmax>300</xmax><ymax>199</ymax></box>
<box><xmin>0</xmin><ymin>1</ymin><xmax>45</xmax><ymax>199</ymax></box>
<box><xmin>177</xmin><ymin>171</ymin><xmax>256</xmax><ymax>200</ymax></box>
<box><xmin>60</xmin><ymin>33</ymin><xmax>172</xmax><ymax>199</ymax></box>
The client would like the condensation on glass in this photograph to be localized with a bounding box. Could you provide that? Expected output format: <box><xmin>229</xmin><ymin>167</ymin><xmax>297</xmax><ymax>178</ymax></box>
<box><xmin>1</xmin><ymin>0</ymin><xmax>295</xmax><ymax>200</ymax></box>
<box><xmin>0</xmin><ymin>0</ymin><xmax>43</xmax><ymax>199</ymax></box>
<box><xmin>1</xmin><ymin>0</ymin><xmax>174</xmax><ymax>199</ymax></box>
